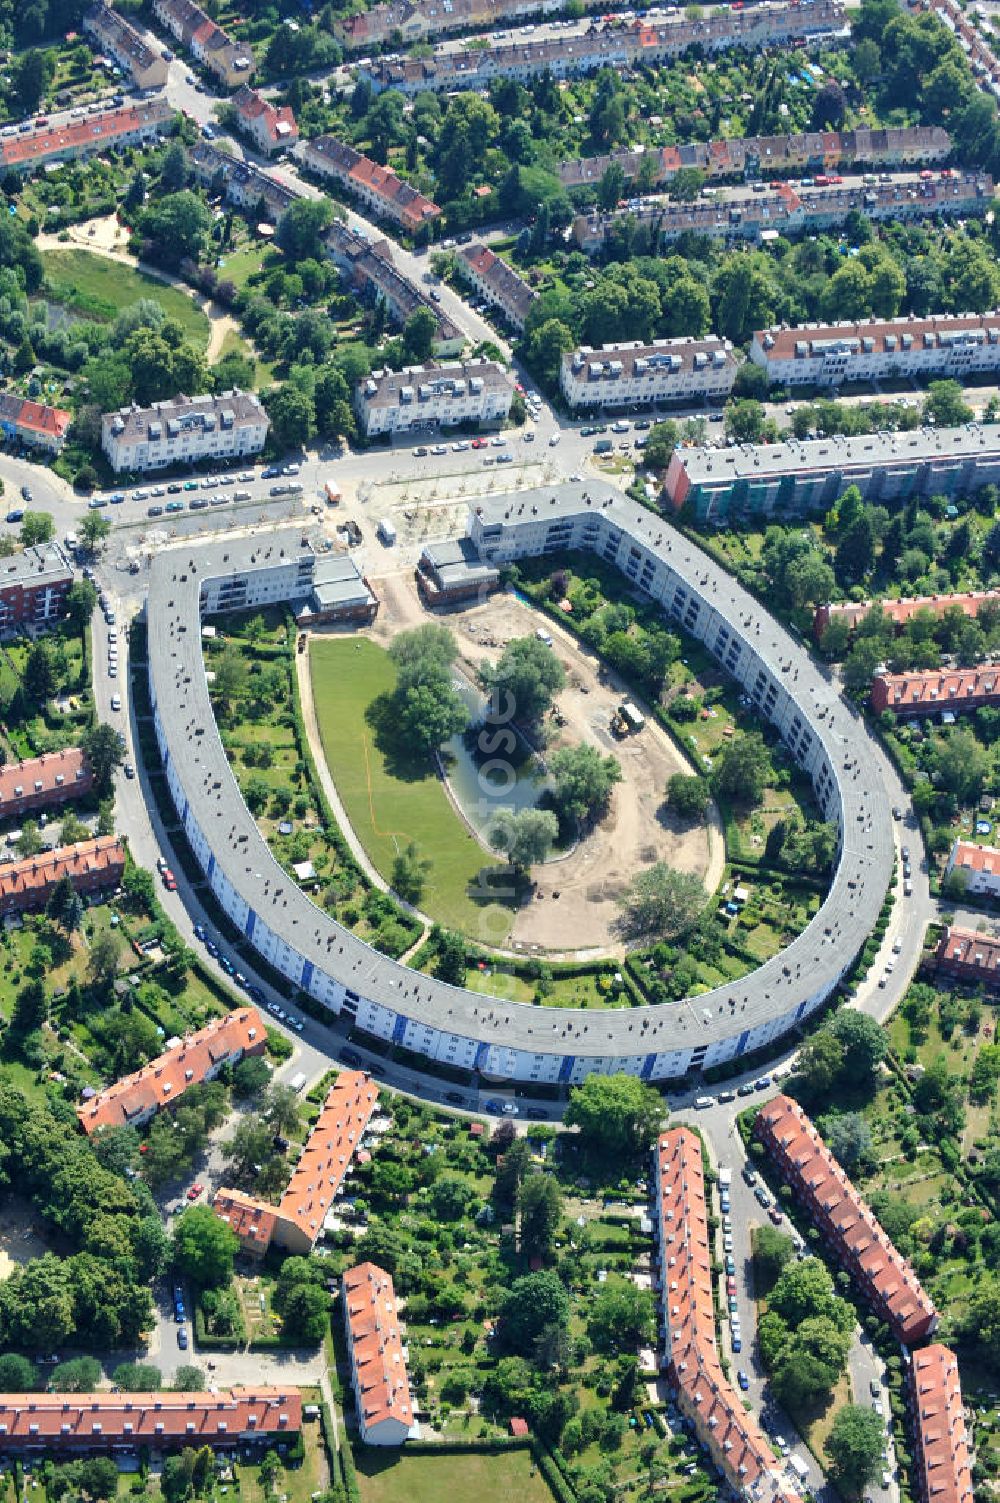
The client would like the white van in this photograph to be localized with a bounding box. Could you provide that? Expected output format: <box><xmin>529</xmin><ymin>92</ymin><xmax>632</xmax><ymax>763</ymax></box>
<box><xmin>289</xmin><ymin>1071</ymin><xmax>307</xmax><ymax>1092</ymax></box>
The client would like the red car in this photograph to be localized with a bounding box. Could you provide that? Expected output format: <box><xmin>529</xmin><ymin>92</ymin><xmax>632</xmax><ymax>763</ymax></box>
<box><xmin>726</xmin><ymin>1277</ymin><xmax>738</xmax><ymax>1296</ymax></box>
<box><xmin>186</xmin><ymin>1183</ymin><xmax>204</xmax><ymax>1201</ymax></box>
<box><xmin>471</xmin><ymin>438</ymin><xmax>487</xmax><ymax>449</ymax></box>
<box><xmin>768</xmin><ymin>1206</ymin><xmax>784</xmax><ymax>1225</ymax></box>
<box><xmin>162</xmin><ymin>867</ymin><xmax>177</xmax><ymax>890</ymax></box>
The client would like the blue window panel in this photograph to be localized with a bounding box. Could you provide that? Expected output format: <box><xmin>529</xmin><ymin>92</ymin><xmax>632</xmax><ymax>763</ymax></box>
<box><xmin>475</xmin><ymin>1042</ymin><xmax>491</xmax><ymax>1072</ymax></box>
<box><xmin>244</xmin><ymin>908</ymin><xmax>256</xmax><ymax>941</ymax></box>
<box><xmin>392</xmin><ymin>1014</ymin><xmax>408</xmax><ymax>1046</ymax></box>
<box><xmin>558</xmin><ymin>1055</ymin><xmax>576</xmax><ymax>1083</ymax></box>
<box><xmin>641</xmin><ymin>1053</ymin><xmax>657</xmax><ymax>1080</ymax></box>
<box><xmin>207</xmin><ymin>853</ymin><xmax>215</xmax><ymax>881</ymax></box>
<box><xmin>735</xmin><ymin>1029</ymin><xmax>750</xmax><ymax>1057</ymax></box>
<box><xmin>794</xmin><ymin>1000</ymin><xmax>807</xmax><ymax>1021</ymax></box>
<box><xmin>301</xmin><ymin>959</ymin><xmax>314</xmax><ymax>991</ymax></box>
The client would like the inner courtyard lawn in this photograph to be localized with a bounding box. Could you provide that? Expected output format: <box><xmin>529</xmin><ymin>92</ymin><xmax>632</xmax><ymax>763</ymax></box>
<box><xmin>309</xmin><ymin>636</ymin><xmax>516</xmax><ymax>942</ymax></box>
<box><xmin>355</xmin><ymin>1448</ymin><xmax>558</xmax><ymax>1503</ymax></box>
<box><xmin>42</xmin><ymin>249</ymin><xmax>211</xmax><ymax>349</ymax></box>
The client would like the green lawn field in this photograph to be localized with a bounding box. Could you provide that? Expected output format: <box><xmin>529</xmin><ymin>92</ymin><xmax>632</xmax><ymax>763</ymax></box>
<box><xmin>42</xmin><ymin>249</ymin><xmax>211</xmax><ymax>349</ymax></box>
<box><xmin>356</xmin><ymin>1448</ymin><xmax>557</xmax><ymax>1503</ymax></box>
<box><xmin>309</xmin><ymin>637</ymin><xmax>516</xmax><ymax>943</ymax></box>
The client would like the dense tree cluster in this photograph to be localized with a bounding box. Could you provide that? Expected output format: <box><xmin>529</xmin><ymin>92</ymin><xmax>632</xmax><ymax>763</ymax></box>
<box><xmin>758</xmin><ymin>1257</ymin><xmax>854</xmax><ymax>1408</ymax></box>
<box><xmin>0</xmin><ymin>1085</ymin><xmax>162</xmax><ymax>1351</ymax></box>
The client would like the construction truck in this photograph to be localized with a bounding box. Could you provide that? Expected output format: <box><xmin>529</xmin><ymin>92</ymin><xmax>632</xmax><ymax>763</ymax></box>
<box><xmin>610</xmin><ymin>701</ymin><xmax>645</xmax><ymax>738</ymax></box>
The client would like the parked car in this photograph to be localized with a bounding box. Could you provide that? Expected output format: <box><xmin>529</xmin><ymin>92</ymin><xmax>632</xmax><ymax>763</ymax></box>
<box><xmin>186</xmin><ymin>1183</ymin><xmax>204</xmax><ymax>1200</ymax></box>
<box><xmin>737</xmin><ymin>1371</ymin><xmax>750</xmax><ymax>1392</ymax></box>
<box><xmin>177</xmin><ymin>1328</ymin><xmax>189</xmax><ymax>1349</ymax></box>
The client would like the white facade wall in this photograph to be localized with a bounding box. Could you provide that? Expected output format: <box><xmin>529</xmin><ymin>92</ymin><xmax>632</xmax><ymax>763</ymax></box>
<box><xmin>752</xmin><ymin>323</ymin><xmax>1000</xmax><ymax>388</ymax></box>
<box><xmin>560</xmin><ymin>343</ymin><xmax>737</xmax><ymax>410</ymax></box>
<box><xmin>944</xmin><ymin>839</ymin><xmax>1000</xmax><ymax>897</ymax></box>
<box><xmin>356</xmin><ymin>366</ymin><xmax>512</xmax><ymax>436</ymax></box>
<box><xmin>103</xmin><ymin>410</ymin><xmax>268</xmax><ymax>473</ymax></box>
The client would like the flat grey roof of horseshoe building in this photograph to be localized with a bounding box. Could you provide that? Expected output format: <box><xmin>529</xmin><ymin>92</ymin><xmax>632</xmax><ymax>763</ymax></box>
<box><xmin>146</xmin><ymin>489</ymin><xmax>892</xmax><ymax>1060</ymax></box>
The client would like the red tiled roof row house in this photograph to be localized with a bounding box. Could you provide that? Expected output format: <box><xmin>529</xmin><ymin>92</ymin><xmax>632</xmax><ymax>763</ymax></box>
<box><xmin>212</xmin><ymin>1069</ymin><xmax>379</xmax><ymax>1255</ymax></box>
<box><xmin>814</xmin><ymin>590</ymin><xmax>1000</xmax><ymax>639</ymax></box>
<box><xmin>77</xmin><ymin>1007</ymin><xmax>267</xmax><ymax>1134</ymax></box>
<box><xmin>232</xmin><ymin>85</ymin><xmax>298</xmax><ymax>147</ymax></box>
<box><xmin>0</xmin><ymin>1389</ymin><xmax>301</xmax><ymax>1449</ymax></box>
<box><xmin>908</xmin><ymin>1344</ymin><xmax>973</xmax><ymax>1503</ymax></box>
<box><xmin>0</xmin><ymin>391</ymin><xmax>73</xmax><ymax>447</ymax></box>
<box><xmin>0</xmin><ymin>836</ymin><xmax>125</xmax><ymax>917</ymax></box>
<box><xmin>343</xmin><ymin>1262</ymin><xmax>414</xmax><ymax>1446</ymax></box>
<box><xmin>0</xmin><ymin>100</ymin><xmax>172</xmax><ymax>171</ymax></box>
<box><xmin>934</xmin><ymin>925</ymin><xmax>1000</xmax><ymax>987</ymax></box>
<box><xmin>655</xmin><ymin>1129</ymin><xmax>802</xmax><ymax>1503</ymax></box>
<box><xmin>0</xmin><ymin>747</ymin><xmax>92</xmax><ymax>815</ymax></box>
<box><xmin>871</xmin><ymin>666</ymin><xmax>1000</xmax><ymax>717</ymax></box>
<box><xmin>754</xmin><ymin>1095</ymin><xmax>937</xmax><ymax>1343</ymax></box>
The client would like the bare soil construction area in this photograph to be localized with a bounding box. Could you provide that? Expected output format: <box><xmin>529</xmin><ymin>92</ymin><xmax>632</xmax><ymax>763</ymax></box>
<box><xmin>368</xmin><ymin>573</ymin><xmax>722</xmax><ymax>955</ymax></box>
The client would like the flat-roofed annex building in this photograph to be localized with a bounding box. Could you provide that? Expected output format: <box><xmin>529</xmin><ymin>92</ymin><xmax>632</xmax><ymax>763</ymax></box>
<box><xmin>664</xmin><ymin>424</ymin><xmax>1000</xmax><ymax>525</ymax></box>
<box><xmin>213</xmin><ymin>1070</ymin><xmax>379</xmax><ymax>1255</ymax></box>
<box><xmin>0</xmin><ymin>98</ymin><xmax>172</xmax><ymax>173</ymax></box>
<box><xmin>751</xmin><ymin>312</ymin><xmax>1000</xmax><ymax>388</ymax></box>
<box><xmin>146</xmin><ymin>501</ymin><xmax>892</xmax><ymax>1085</ymax></box>
<box><xmin>0</xmin><ymin>748</ymin><xmax>92</xmax><ymax>818</ymax></box>
<box><xmin>343</xmin><ymin>1263</ymin><xmax>415</xmax><ymax>1446</ymax></box>
<box><xmin>84</xmin><ymin>3</ymin><xmax>169</xmax><ymax>89</ymax></box>
<box><xmin>0</xmin><ymin>836</ymin><xmax>125</xmax><ymax>917</ymax></box>
<box><xmin>908</xmin><ymin>1345</ymin><xmax>973</xmax><ymax>1503</ymax></box>
<box><xmin>560</xmin><ymin>339</ymin><xmax>737</xmax><ymax>411</ymax></box>
<box><xmin>78</xmin><ymin>1007</ymin><xmax>266</xmax><ymax>1135</ymax></box>
<box><xmin>655</xmin><ymin>1128</ymin><xmax>802</xmax><ymax>1503</ymax></box>
<box><xmin>755</xmin><ymin>1094</ymin><xmax>937</xmax><ymax>1343</ymax></box>
<box><xmin>297</xmin><ymin>556</ymin><xmax>379</xmax><ymax>626</ymax></box>
<box><xmin>354</xmin><ymin>359</ymin><xmax>512</xmax><ymax>437</ymax></box>
<box><xmin>0</xmin><ymin>1389</ymin><xmax>300</xmax><ymax>1451</ymax></box>
<box><xmin>416</xmin><ymin>537</ymin><xmax>499</xmax><ymax>604</ymax></box>
<box><xmin>101</xmin><ymin>391</ymin><xmax>268</xmax><ymax>473</ymax></box>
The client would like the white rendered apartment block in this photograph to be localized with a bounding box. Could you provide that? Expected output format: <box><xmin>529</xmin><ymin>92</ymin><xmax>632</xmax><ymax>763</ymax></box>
<box><xmin>751</xmin><ymin>312</ymin><xmax>1000</xmax><ymax>387</ymax></box>
<box><xmin>355</xmin><ymin>359</ymin><xmax>512</xmax><ymax>436</ymax></box>
<box><xmin>560</xmin><ymin>338</ymin><xmax>738</xmax><ymax>410</ymax></box>
<box><xmin>101</xmin><ymin>391</ymin><xmax>269</xmax><ymax>473</ymax></box>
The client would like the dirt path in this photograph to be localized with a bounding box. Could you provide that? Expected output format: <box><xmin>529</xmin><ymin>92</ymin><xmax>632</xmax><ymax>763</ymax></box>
<box><xmin>36</xmin><ymin>216</ymin><xmax>244</xmax><ymax>365</ymax></box>
<box><xmin>369</xmin><ymin>573</ymin><xmax>724</xmax><ymax>954</ymax></box>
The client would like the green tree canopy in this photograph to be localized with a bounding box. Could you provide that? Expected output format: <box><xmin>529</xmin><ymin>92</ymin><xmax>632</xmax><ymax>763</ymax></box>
<box><xmin>171</xmin><ymin>1205</ymin><xmax>238</xmax><ymax>1288</ymax></box>
<box><xmin>499</xmin><ymin>1270</ymin><xmax>570</xmax><ymax>1357</ymax></box>
<box><xmin>825</xmin><ymin>1405</ymin><xmax>887</xmax><ymax>1497</ymax></box>
<box><xmin>617</xmin><ymin>862</ymin><xmax>705</xmax><ymax>940</ymax></box>
<box><xmin>489</xmin><ymin>807</ymin><xmax>559</xmax><ymax>870</ymax></box>
<box><xmin>480</xmin><ymin>636</ymin><xmax>566</xmax><ymax>724</ymax></box>
<box><xmin>565</xmin><ymin>1073</ymin><xmax>663</xmax><ymax>1158</ymax></box>
<box><xmin>548</xmin><ymin>743</ymin><xmax>622</xmax><ymax>824</ymax></box>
